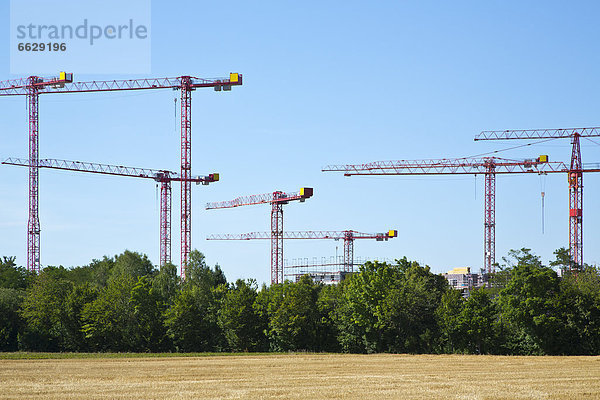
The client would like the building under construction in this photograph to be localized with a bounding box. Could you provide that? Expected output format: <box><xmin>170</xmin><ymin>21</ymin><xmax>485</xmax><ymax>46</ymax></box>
<box><xmin>284</xmin><ymin>256</ymin><xmax>398</xmax><ymax>284</ymax></box>
<box><xmin>442</xmin><ymin>267</ymin><xmax>489</xmax><ymax>296</ymax></box>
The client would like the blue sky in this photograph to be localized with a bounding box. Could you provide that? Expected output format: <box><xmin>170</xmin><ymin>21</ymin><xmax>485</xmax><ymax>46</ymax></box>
<box><xmin>1</xmin><ymin>0</ymin><xmax>599</xmax><ymax>284</ymax></box>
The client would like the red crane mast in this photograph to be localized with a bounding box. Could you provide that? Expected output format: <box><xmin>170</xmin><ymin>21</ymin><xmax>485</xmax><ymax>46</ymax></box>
<box><xmin>207</xmin><ymin>229</ymin><xmax>397</xmax><ymax>274</ymax></box>
<box><xmin>2</xmin><ymin>157</ymin><xmax>218</xmax><ymax>268</ymax></box>
<box><xmin>206</xmin><ymin>188</ymin><xmax>314</xmax><ymax>284</ymax></box>
<box><xmin>475</xmin><ymin>127</ymin><xmax>600</xmax><ymax>270</ymax></box>
<box><xmin>322</xmin><ymin>156</ymin><xmax>597</xmax><ymax>275</ymax></box>
<box><xmin>0</xmin><ymin>72</ymin><xmax>242</xmax><ymax>277</ymax></box>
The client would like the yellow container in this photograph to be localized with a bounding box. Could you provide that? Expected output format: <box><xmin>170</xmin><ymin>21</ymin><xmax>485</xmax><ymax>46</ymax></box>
<box><xmin>230</xmin><ymin>73</ymin><xmax>239</xmax><ymax>83</ymax></box>
<box><xmin>300</xmin><ymin>187</ymin><xmax>313</xmax><ymax>198</ymax></box>
<box><xmin>58</xmin><ymin>72</ymin><xmax>73</xmax><ymax>82</ymax></box>
<box><xmin>539</xmin><ymin>154</ymin><xmax>548</xmax><ymax>163</ymax></box>
<box><xmin>389</xmin><ymin>230</ymin><xmax>398</xmax><ymax>238</ymax></box>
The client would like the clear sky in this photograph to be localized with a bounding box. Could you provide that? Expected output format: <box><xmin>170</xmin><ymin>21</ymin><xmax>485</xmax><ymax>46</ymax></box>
<box><xmin>1</xmin><ymin>0</ymin><xmax>599</xmax><ymax>285</ymax></box>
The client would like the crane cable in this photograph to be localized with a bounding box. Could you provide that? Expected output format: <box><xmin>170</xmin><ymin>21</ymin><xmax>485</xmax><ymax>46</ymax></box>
<box><xmin>155</xmin><ymin>183</ymin><xmax>159</xmax><ymax>214</ymax></box>
<box><xmin>174</xmin><ymin>96</ymin><xmax>178</xmax><ymax>135</ymax></box>
<box><xmin>584</xmin><ymin>137</ymin><xmax>600</xmax><ymax>147</ymax></box>
<box><xmin>540</xmin><ymin>173</ymin><xmax>547</xmax><ymax>234</ymax></box>
<box><xmin>464</xmin><ymin>137</ymin><xmax>562</xmax><ymax>159</ymax></box>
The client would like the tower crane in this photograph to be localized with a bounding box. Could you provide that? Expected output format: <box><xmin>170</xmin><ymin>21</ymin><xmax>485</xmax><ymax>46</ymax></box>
<box><xmin>475</xmin><ymin>127</ymin><xmax>600</xmax><ymax>270</ymax></box>
<box><xmin>207</xmin><ymin>229</ymin><xmax>397</xmax><ymax>276</ymax></box>
<box><xmin>206</xmin><ymin>188</ymin><xmax>314</xmax><ymax>284</ymax></box>
<box><xmin>0</xmin><ymin>71</ymin><xmax>242</xmax><ymax>277</ymax></box>
<box><xmin>323</xmin><ymin>156</ymin><xmax>600</xmax><ymax>274</ymax></box>
<box><xmin>2</xmin><ymin>157</ymin><xmax>218</xmax><ymax>269</ymax></box>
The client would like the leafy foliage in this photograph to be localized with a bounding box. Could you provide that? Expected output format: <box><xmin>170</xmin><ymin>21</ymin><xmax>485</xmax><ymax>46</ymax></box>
<box><xmin>2</xmin><ymin>248</ymin><xmax>599</xmax><ymax>355</ymax></box>
<box><xmin>81</xmin><ymin>274</ymin><xmax>139</xmax><ymax>351</ymax></box>
<box><xmin>20</xmin><ymin>270</ymin><xmax>74</xmax><ymax>351</ymax></box>
<box><xmin>0</xmin><ymin>256</ymin><xmax>33</xmax><ymax>289</ymax></box>
<box><xmin>108</xmin><ymin>250</ymin><xmax>155</xmax><ymax>283</ymax></box>
<box><xmin>335</xmin><ymin>259</ymin><xmax>446</xmax><ymax>353</ymax></box>
<box><xmin>164</xmin><ymin>283</ymin><xmax>224</xmax><ymax>352</ymax></box>
<box><xmin>436</xmin><ymin>289</ymin><xmax>464</xmax><ymax>353</ymax></box>
<box><xmin>458</xmin><ymin>288</ymin><xmax>500</xmax><ymax>354</ymax></box>
<box><xmin>185</xmin><ymin>250</ymin><xmax>227</xmax><ymax>289</ymax></box>
<box><xmin>152</xmin><ymin>262</ymin><xmax>179</xmax><ymax>306</ymax></box>
<box><xmin>0</xmin><ymin>288</ymin><xmax>25</xmax><ymax>351</ymax></box>
<box><xmin>256</xmin><ymin>275</ymin><xmax>322</xmax><ymax>351</ymax></box>
<box><xmin>498</xmin><ymin>250</ymin><xmax>564</xmax><ymax>354</ymax></box>
<box><xmin>218</xmin><ymin>279</ymin><xmax>265</xmax><ymax>351</ymax></box>
<box><xmin>164</xmin><ymin>252</ymin><xmax>227</xmax><ymax>352</ymax></box>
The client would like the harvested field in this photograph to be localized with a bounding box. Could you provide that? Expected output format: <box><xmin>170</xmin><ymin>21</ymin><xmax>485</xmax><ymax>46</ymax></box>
<box><xmin>0</xmin><ymin>354</ymin><xmax>599</xmax><ymax>399</ymax></box>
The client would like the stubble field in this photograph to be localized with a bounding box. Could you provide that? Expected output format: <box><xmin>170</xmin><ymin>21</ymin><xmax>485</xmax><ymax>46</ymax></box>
<box><xmin>0</xmin><ymin>353</ymin><xmax>599</xmax><ymax>399</ymax></box>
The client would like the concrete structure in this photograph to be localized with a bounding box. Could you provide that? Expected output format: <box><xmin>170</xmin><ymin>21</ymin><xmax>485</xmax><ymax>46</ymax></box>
<box><xmin>442</xmin><ymin>267</ymin><xmax>488</xmax><ymax>296</ymax></box>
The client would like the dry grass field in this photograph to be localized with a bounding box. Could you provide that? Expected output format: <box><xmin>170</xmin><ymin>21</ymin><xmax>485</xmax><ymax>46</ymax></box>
<box><xmin>0</xmin><ymin>354</ymin><xmax>599</xmax><ymax>399</ymax></box>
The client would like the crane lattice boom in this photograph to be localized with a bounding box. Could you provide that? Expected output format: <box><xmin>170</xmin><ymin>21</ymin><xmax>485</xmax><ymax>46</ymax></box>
<box><xmin>323</xmin><ymin>156</ymin><xmax>570</xmax><ymax>176</ymax></box>
<box><xmin>207</xmin><ymin>230</ymin><xmax>396</xmax><ymax>241</ymax></box>
<box><xmin>475</xmin><ymin>127</ymin><xmax>600</xmax><ymax>141</ymax></box>
<box><xmin>206</xmin><ymin>188</ymin><xmax>313</xmax><ymax>209</ymax></box>
<box><xmin>2</xmin><ymin>157</ymin><xmax>218</xmax><ymax>183</ymax></box>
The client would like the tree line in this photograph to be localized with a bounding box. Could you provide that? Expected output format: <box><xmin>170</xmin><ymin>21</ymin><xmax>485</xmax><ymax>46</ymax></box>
<box><xmin>0</xmin><ymin>248</ymin><xmax>598</xmax><ymax>355</ymax></box>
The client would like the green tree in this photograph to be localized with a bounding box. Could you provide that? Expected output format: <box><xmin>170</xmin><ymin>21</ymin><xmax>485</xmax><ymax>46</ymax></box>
<box><xmin>458</xmin><ymin>288</ymin><xmax>500</xmax><ymax>354</ymax></box>
<box><xmin>86</xmin><ymin>256</ymin><xmax>116</xmax><ymax>288</ymax></box>
<box><xmin>489</xmin><ymin>266</ymin><xmax>512</xmax><ymax>295</ymax></box>
<box><xmin>63</xmin><ymin>266</ymin><xmax>95</xmax><ymax>286</ymax></box>
<box><xmin>164</xmin><ymin>283</ymin><xmax>224</xmax><ymax>352</ymax></box>
<box><xmin>39</xmin><ymin>265</ymin><xmax>88</xmax><ymax>285</ymax></box>
<box><xmin>498</xmin><ymin>249</ymin><xmax>565</xmax><ymax>354</ymax></box>
<box><xmin>0</xmin><ymin>256</ymin><xmax>33</xmax><ymax>289</ymax></box>
<box><xmin>108</xmin><ymin>250</ymin><xmax>155</xmax><ymax>283</ymax></box>
<box><xmin>130</xmin><ymin>275</ymin><xmax>171</xmax><ymax>352</ymax></box>
<box><xmin>558</xmin><ymin>266</ymin><xmax>600</xmax><ymax>354</ymax></box>
<box><xmin>549</xmin><ymin>247</ymin><xmax>572</xmax><ymax>274</ymax></box>
<box><xmin>335</xmin><ymin>261</ymin><xmax>400</xmax><ymax>353</ymax></box>
<box><xmin>218</xmin><ymin>279</ymin><xmax>265</xmax><ymax>351</ymax></box>
<box><xmin>257</xmin><ymin>276</ymin><xmax>320</xmax><ymax>351</ymax></box>
<box><xmin>315</xmin><ymin>282</ymin><xmax>343</xmax><ymax>352</ymax></box>
<box><xmin>185</xmin><ymin>250</ymin><xmax>226</xmax><ymax>288</ymax></box>
<box><xmin>82</xmin><ymin>274</ymin><xmax>170</xmax><ymax>352</ymax></box>
<box><xmin>19</xmin><ymin>270</ymin><xmax>74</xmax><ymax>351</ymax></box>
<box><xmin>152</xmin><ymin>262</ymin><xmax>180</xmax><ymax>306</ymax></box>
<box><xmin>162</xmin><ymin>250</ymin><xmax>227</xmax><ymax>352</ymax></box>
<box><xmin>436</xmin><ymin>289</ymin><xmax>464</xmax><ymax>353</ymax></box>
<box><xmin>62</xmin><ymin>283</ymin><xmax>99</xmax><ymax>351</ymax></box>
<box><xmin>253</xmin><ymin>283</ymin><xmax>272</xmax><ymax>349</ymax></box>
<box><xmin>81</xmin><ymin>274</ymin><xmax>139</xmax><ymax>351</ymax></box>
<box><xmin>0</xmin><ymin>288</ymin><xmax>25</xmax><ymax>351</ymax></box>
<box><xmin>501</xmin><ymin>248</ymin><xmax>543</xmax><ymax>269</ymax></box>
<box><xmin>336</xmin><ymin>258</ymin><xmax>446</xmax><ymax>353</ymax></box>
<box><xmin>381</xmin><ymin>258</ymin><xmax>447</xmax><ymax>353</ymax></box>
